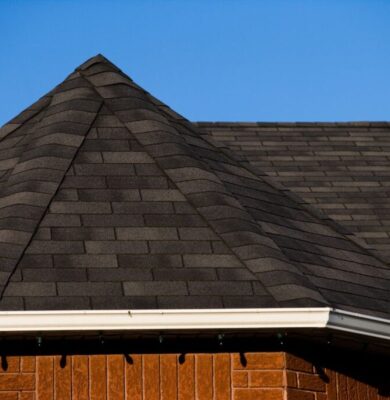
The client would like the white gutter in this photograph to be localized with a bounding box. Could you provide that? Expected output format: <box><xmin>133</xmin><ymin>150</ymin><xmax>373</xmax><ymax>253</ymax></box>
<box><xmin>327</xmin><ymin>308</ymin><xmax>390</xmax><ymax>341</ymax></box>
<box><xmin>0</xmin><ymin>307</ymin><xmax>388</xmax><ymax>341</ymax></box>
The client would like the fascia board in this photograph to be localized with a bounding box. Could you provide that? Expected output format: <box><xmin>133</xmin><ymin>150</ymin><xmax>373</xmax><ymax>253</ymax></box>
<box><xmin>328</xmin><ymin>309</ymin><xmax>390</xmax><ymax>341</ymax></box>
<box><xmin>0</xmin><ymin>308</ymin><xmax>389</xmax><ymax>342</ymax></box>
<box><xmin>0</xmin><ymin>308</ymin><xmax>330</xmax><ymax>332</ymax></box>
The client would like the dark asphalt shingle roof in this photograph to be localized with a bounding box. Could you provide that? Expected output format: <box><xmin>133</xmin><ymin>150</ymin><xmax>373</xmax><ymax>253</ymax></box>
<box><xmin>0</xmin><ymin>55</ymin><xmax>389</xmax><ymax>317</ymax></box>
<box><xmin>197</xmin><ymin>122</ymin><xmax>390</xmax><ymax>264</ymax></box>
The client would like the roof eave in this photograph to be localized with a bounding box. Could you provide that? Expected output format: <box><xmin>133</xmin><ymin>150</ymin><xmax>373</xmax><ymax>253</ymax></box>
<box><xmin>0</xmin><ymin>307</ymin><xmax>389</xmax><ymax>341</ymax></box>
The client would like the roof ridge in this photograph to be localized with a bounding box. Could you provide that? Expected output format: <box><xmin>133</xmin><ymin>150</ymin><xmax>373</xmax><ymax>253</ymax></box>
<box><xmin>75</xmin><ymin>69</ymin><xmax>282</xmax><ymax>302</ymax></box>
<box><xmin>77</xmin><ymin>57</ymin><xmax>329</xmax><ymax>307</ymax></box>
<box><xmin>0</xmin><ymin>73</ymin><xmax>103</xmax><ymax>300</ymax></box>
<box><xmin>76</xmin><ymin>63</ymin><xmax>284</xmax><ymax>307</ymax></box>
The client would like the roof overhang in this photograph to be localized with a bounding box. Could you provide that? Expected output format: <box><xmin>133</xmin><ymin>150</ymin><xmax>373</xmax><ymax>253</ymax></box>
<box><xmin>0</xmin><ymin>307</ymin><xmax>389</xmax><ymax>341</ymax></box>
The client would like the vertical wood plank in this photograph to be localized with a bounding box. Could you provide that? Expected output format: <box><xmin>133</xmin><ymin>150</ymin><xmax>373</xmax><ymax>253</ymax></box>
<box><xmin>54</xmin><ymin>355</ymin><xmax>71</xmax><ymax>400</ymax></box>
<box><xmin>37</xmin><ymin>356</ymin><xmax>54</xmax><ymax>400</ymax></box>
<box><xmin>160</xmin><ymin>354</ymin><xmax>177</xmax><ymax>400</ymax></box>
<box><xmin>195</xmin><ymin>354</ymin><xmax>213</xmax><ymax>400</ymax></box>
<box><xmin>125</xmin><ymin>354</ymin><xmax>142</xmax><ymax>400</ymax></box>
<box><xmin>214</xmin><ymin>354</ymin><xmax>231</xmax><ymax>400</ymax></box>
<box><xmin>72</xmin><ymin>355</ymin><xmax>89</xmax><ymax>400</ymax></box>
<box><xmin>178</xmin><ymin>354</ymin><xmax>195</xmax><ymax>400</ymax></box>
<box><xmin>143</xmin><ymin>355</ymin><xmax>159</xmax><ymax>400</ymax></box>
<box><xmin>107</xmin><ymin>355</ymin><xmax>125</xmax><ymax>400</ymax></box>
<box><xmin>90</xmin><ymin>355</ymin><xmax>107</xmax><ymax>400</ymax></box>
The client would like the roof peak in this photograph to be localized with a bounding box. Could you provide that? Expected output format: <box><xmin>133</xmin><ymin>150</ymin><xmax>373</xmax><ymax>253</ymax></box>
<box><xmin>0</xmin><ymin>56</ymin><xmax>389</xmax><ymax>318</ymax></box>
<box><xmin>75</xmin><ymin>54</ymin><xmax>123</xmax><ymax>75</ymax></box>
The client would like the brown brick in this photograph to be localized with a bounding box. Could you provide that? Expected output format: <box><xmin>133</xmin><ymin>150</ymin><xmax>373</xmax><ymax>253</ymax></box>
<box><xmin>234</xmin><ymin>388</ymin><xmax>284</xmax><ymax>400</ymax></box>
<box><xmin>249</xmin><ymin>370</ymin><xmax>284</xmax><ymax>388</ymax></box>
<box><xmin>143</xmin><ymin>355</ymin><xmax>159</xmax><ymax>400</ymax></box>
<box><xmin>337</xmin><ymin>373</ymin><xmax>348</xmax><ymax>399</ymax></box>
<box><xmin>107</xmin><ymin>355</ymin><xmax>124</xmax><ymax>399</ymax></box>
<box><xmin>285</xmin><ymin>354</ymin><xmax>313</xmax><ymax>373</ymax></box>
<box><xmin>233</xmin><ymin>352</ymin><xmax>285</xmax><ymax>370</ymax></box>
<box><xmin>347</xmin><ymin>375</ymin><xmax>359</xmax><ymax>399</ymax></box>
<box><xmin>367</xmin><ymin>385</ymin><xmax>378</xmax><ymax>400</ymax></box>
<box><xmin>125</xmin><ymin>354</ymin><xmax>142</xmax><ymax>400</ymax></box>
<box><xmin>37</xmin><ymin>357</ymin><xmax>54</xmax><ymax>400</ymax></box>
<box><xmin>298</xmin><ymin>373</ymin><xmax>326</xmax><ymax>392</ymax></box>
<box><xmin>0</xmin><ymin>374</ymin><xmax>34</xmax><ymax>391</ymax></box>
<box><xmin>160</xmin><ymin>355</ymin><xmax>177</xmax><ymax>400</ymax></box>
<box><xmin>3</xmin><ymin>357</ymin><xmax>20</xmax><ymax>373</ymax></box>
<box><xmin>287</xmin><ymin>388</ymin><xmax>315</xmax><ymax>400</ymax></box>
<box><xmin>54</xmin><ymin>355</ymin><xmax>71</xmax><ymax>400</ymax></box>
<box><xmin>326</xmin><ymin>369</ymin><xmax>337</xmax><ymax>400</ymax></box>
<box><xmin>195</xmin><ymin>354</ymin><xmax>212</xmax><ymax>400</ymax></box>
<box><xmin>232</xmin><ymin>371</ymin><xmax>248</xmax><ymax>388</ymax></box>
<box><xmin>19</xmin><ymin>393</ymin><xmax>35</xmax><ymax>400</ymax></box>
<box><xmin>214</xmin><ymin>354</ymin><xmax>230</xmax><ymax>400</ymax></box>
<box><xmin>0</xmin><ymin>393</ymin><xmax>18</xmax><ymax>400</ymax></box>
<box><xmin>72</xmin><ymin>356</ymin><xmax>89</xmax><ymax>400</ymax></box>
<box><xmin>178</xmin><ymin>354</ymin><xmax>194</xmax><ymax>400</ymax></box>
<box><xmin>286</xmin><ymin>371</ymin><xmax>298</xmax><ymax>388</ymax></box>
<box><xmin>21</xmin><ymin>357</ymin><xmax>35</xmax><ymax>373</ymax></box>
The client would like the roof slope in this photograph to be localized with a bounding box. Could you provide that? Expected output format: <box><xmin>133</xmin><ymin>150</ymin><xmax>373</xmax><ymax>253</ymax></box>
<box><xmin>198</xmin><ymin>122</ymin><xmax>390</xmax><ymax>263</ymax></box>
<box><xmin>0</xmin><ymin>55</ymin><xmax>389</xmax><ymax>317</ymax></box>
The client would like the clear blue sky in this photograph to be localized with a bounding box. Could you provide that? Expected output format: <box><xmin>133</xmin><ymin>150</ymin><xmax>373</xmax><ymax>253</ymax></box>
<box><xmin>1</xmin><ymin>0</ymin><xmax>390</xmax><ymax>124</ymax></box>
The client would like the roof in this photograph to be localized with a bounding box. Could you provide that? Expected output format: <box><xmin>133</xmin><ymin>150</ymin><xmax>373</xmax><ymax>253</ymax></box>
<box><xmin>0</xmin><ymin>55</ymin><xmax>389</xmax><ymax>319</ymax></box>
<box><xmin>197</xmin><ymin>122</ymin><xmax>390</xmax><ymax>263</ymax></box>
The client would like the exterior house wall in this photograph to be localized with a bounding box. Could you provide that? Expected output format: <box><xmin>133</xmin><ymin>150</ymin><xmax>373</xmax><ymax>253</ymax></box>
<box><xmin>0</xmin><ymin>352</ymin><xmax>386</xmax><ymax>399</ymax></box>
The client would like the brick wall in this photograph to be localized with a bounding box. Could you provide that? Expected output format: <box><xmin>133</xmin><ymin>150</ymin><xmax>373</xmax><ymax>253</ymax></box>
<box><xmin>0</xmin><ymin>352</ymin><xmax>386</xmax><ymax>399</ymax></box>
<box><xmin>231</xmin><ymin>352</ymin><xmax>285</xmax><ymax>400</ymax></box>
<box><xmin>286</xmin><ymin>353</ymin><xmax>389</xmax><ymax>400</ymax></box>
<box><xmin>0</xmin><ymin>356</ymin><xmax>35</xmax><ymax>400</ymax></box>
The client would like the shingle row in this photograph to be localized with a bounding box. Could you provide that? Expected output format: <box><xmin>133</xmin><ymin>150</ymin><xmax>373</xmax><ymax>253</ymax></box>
<box><xmin>201</xmin><ymin>122</ymin><xmax>390</xmax><ymax>263</ymax></box>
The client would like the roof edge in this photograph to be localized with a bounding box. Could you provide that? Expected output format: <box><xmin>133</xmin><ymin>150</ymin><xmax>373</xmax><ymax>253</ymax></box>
<box><xmin>328</xmin><ymin>309</ymin><xmax>390</xmax><ymax>341</ymax></box>
<box><xmin>0</xmin><ymin>307</ymin><xmax>388</xmax><ymax>341</ymax></box>
<box><xmin>0</xmin><ymin>307</ymin><xmax>330</xmax><ymax>331</ymax></box>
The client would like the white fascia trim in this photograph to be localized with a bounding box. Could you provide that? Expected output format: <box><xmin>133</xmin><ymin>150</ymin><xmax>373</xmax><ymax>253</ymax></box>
<box><xmin>0</xmin><ymin>307</ymin><xmax>389</xmax><ymax>341</ymax></box>
<box><xmin>328</xmin><ymin>308</ymin><xmax>390</xmax><ymax>341</ymax></box>
<box><xmin>0</xmin><ymin>308</ymin><xmax>330</xmax><ymax>332</ymax></box>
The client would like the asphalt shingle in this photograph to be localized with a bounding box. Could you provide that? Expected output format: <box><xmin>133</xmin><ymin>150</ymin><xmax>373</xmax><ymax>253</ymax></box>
<box><xmin>0</xmin><ymin>54</ymin><xmax>388</xmax><ymax>317</ymax></box>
